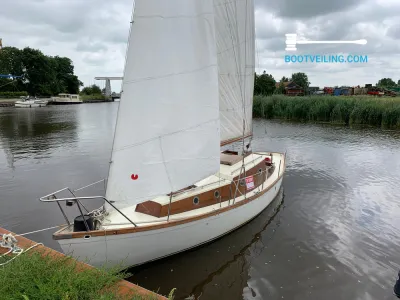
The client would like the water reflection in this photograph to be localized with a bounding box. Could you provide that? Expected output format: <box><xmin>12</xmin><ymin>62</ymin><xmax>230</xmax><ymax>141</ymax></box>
<box><xmin>128</xmin><ymin>189</ymin><xmax>285</xmax><ymax>300</ymax></box>
<box><xmin>0</xmin><ymin>104</ymin><xmax>116</xmax><ymax>246</ymax></box>
<box><xmin>0</xmin><ymin>108</ymin><xmax>400</xmax><ymax>299</ymax></box>
<box><xmin>0</xmin><ymin>107</ymin><xmax>78</xmax><ymax>166</ymax></box>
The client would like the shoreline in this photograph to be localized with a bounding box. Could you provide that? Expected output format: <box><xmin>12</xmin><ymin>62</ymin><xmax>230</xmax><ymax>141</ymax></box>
<box><xmin>0</xmin><ymin>227</ymin><xmax>169</xmax><ymax>299</ymax></box>
<box><xmin>0</xmin><ymin>98</ymin><xmax>116</xmax><ymax>106</ymax></box>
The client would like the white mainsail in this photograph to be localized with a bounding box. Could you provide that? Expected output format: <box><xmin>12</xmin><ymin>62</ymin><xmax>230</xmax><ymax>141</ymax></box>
<box><xmin>105</xmin><ymin>0</ymin><xmax>221</xmax><ymax>209</ymax></box>
<box><xmin>214</xmin><ymin>0</ymin><xmax>255</xmax><ymax>145</ymax></box>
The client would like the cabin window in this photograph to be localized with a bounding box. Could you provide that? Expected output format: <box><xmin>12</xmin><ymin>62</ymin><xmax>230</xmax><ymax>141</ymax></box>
<box><xmin>214</xmin><ymin>190</ymin><xmax>220</xmax><ymax>198</ymax></box>
<box><xmin>193</xmin><ymin>197</ymin><xmax>200</xmax><ymax>205</ymax></box>
<box><xmin>239</xmin><ymin>179</ymin><xmax>245</xmax><ymax>186</ymax></box>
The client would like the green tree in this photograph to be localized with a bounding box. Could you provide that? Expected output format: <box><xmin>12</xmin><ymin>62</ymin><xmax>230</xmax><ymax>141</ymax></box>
<box><xmin>0</xmin><ymin>47</ymin><xmax>26</xmax><ymax>92</ymax></box>
<box><xmin>254</xmin><ymin>71</ymin><xmax>276</xmax><ymax>96</ymax></box>
<box><xmin>291</xmin><ymin>72</ymin><xmax>310</xmax><ymax>92</ymax></box>
<box><xmin>90</xmin><ymin>84</ymin><xmax>101</xmax><ymax>94</ymax></box>
<box><xmin>275</xmin><ymin>76</ymin><xmax>289</xmax><ymax>94</ymax></box>
<box><xmin>81</xmin><ymin>84</ymin><xmax>101</xmax><ymax>95</ymax></box>
<box><xmin>52</xmin><ymin>56</ymin><xmax>81</xmax><ymax>94</ymax></box>
<box><xmin>0</xmin><ymin>46</ymin><xmax>82</xmax><ymax>96</ymax></box>
<box><xmin>377</xmin><ymin>78</ymin><xmax>396</xmax><ymax>88</ymax></box>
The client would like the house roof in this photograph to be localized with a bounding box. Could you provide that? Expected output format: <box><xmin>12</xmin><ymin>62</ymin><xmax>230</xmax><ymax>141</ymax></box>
<box><xmin>286</xmin><ymin>81</ymin><xmax>303</xmax><ymax>90</ymax></box>
<box><xmin>275</xmin><ymin>81</ymin><xmax>291</xmax><ymax>88</ymax></box>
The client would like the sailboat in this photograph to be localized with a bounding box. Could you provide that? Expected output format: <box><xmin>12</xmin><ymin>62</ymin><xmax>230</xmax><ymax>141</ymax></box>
<box><xmin>40</xmin><ymin>0</ymin><xmax>286</xmax><ymax>269</ymax></box>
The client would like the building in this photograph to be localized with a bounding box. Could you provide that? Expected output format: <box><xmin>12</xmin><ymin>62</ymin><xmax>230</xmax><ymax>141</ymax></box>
<box><xmin>308</xmin><ymin>86</ymin><xmax>320</xmax><ymax>95</ymax></box>
<box><xmin>275</xmin><ymin>81</ymin><xmax>304</xmax><ymax>96</ymax></box>
<box><xmin>285</xmin><ymin>81</ymin><xmax>304</xmax><ymax>96</ymax></box>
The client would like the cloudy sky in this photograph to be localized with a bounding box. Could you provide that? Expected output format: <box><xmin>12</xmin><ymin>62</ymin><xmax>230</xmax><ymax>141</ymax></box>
<box><xmin>1</xmin><ymin>0</ymin><xmax>399</xmax><ymax>90</ymax></box>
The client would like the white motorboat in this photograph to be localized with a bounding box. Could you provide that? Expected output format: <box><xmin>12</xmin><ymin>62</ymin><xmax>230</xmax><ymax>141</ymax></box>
<box><xmin>50</xmin><ymin>93</ymin><xmax>82</xmax><ymax>105</ymax></box>
<box><xmin>40</xmin><ymin>0</ymin><xmax>286</xmax><ymax>270</ymax></box>
<box><xmin>15</xmin><ymin>96</ymin><xmax>48</xmax><ymax>108</ymax></box>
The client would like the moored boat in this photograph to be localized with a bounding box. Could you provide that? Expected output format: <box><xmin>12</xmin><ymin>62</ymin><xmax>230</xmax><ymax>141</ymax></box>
<box><xmin>39</xmin><ymin>0</ymin><xmax>286</xmax><ymax>270</ymax></box>
<box><xmin>15</xmin><ymin>96</ymin><xmax>48</xmax><ymax>108</ymax></box>
<box><xmin>50</xmin><ymin>93</ymin><xmax>82</xmax><ymax>104</ymax></box>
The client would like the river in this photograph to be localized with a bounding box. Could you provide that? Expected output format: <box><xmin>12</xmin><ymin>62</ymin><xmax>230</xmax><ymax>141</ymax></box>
<box><xmin>1</xmin><ymin>103</ymin><xmax>400</xmax><ymax>300</ymax></box>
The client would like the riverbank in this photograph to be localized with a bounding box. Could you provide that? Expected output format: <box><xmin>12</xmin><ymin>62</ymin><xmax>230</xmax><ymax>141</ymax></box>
<box><xmin>0</xmin><ymin>97</ymin><xmax>114</xmax><ymax>106</ymax></box>
<box><xmin>80</xmin><ymin>94</ymin><xmax>108</xmax><ymax>102</ymax></box>
<box><xmin>0</xmin><ymin>227</ymin><xmax>172</xmax><ymax>300</ymax></box>
<box><xmin>0</xmin><ymin>99</ymin><xmax>17</xmax><ymax>107</ymax></box>
<box><xmin>253</xmin><ymin>95</ymin><xmax>400</xmax><ymax>128</ymax></box>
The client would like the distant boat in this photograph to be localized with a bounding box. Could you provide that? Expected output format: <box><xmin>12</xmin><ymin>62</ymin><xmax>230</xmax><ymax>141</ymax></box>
<box><xmin>15</xmin><ymin>96</ymin><xmax>48</xmax><ymax>108</ymax></box>
<box><xmin>50</xmin><ymin>93</ymin><xmax>82</xmax><ymax>105</ymax></box>
<box><xmin>40</xmin><ymin>0</ymin><xmax>286</xmax><ymax>270</ymax></box>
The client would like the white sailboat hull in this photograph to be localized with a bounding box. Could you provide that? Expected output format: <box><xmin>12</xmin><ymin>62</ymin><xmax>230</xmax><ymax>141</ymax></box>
<box><xmin>58</xmin><ymin>176</ymin><xmax>283</xmax><ymax>270</ymax></box>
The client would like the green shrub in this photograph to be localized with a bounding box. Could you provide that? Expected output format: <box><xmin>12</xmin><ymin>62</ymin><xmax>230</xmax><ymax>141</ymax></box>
<box><xmin>80</xmin><ymin>94</ymin><xmax>107</xmax><ymax>101</ymax></box>
<box><xmin>0</xmin><ymin>91</ymin><xmax>29</xmax><ymax>98</ymax></box>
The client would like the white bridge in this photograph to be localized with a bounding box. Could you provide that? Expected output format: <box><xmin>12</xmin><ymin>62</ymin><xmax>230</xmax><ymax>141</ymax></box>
<box><xmin>94</xmin><ymin>77</ymin><xmax>123</xmax><ymax>100</ymax></box>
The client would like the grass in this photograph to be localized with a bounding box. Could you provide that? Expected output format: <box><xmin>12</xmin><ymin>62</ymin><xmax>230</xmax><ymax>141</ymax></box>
<box><xmin>253</xmin><ymin>95</ymin><xmax>400</xmax><ymax>129</ymax></box>
<box><xmin>80</xmin><ymin>94</ymin><xmax>108</xmax><ymax>102</ymax></box>
<box><xmin>0</xmin><ymin>251</ymin><xmax>174</xmax><ymax>300</ymax></box>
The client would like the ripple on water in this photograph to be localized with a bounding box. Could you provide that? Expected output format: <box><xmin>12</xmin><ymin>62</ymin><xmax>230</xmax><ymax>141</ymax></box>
<box><xmin>1</xmin><ymin>112</ymin><xmax>400</xmax><ymax>299</ymax></box>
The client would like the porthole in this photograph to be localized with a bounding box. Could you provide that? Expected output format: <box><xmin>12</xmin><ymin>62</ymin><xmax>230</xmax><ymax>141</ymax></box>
<box><xmin>239</xmin><ymin>179</ymin><xmax>246</xmax><ymax>186</ymax></box>
<box><xmin>193</xmin><ymin>197</ymin><xmax>200</xmax><ymax>205</ymax></box>
<box><xmin>214</xmin><ymin>190</ymin><xmax>220</xmax><ymax>198</ymax></box>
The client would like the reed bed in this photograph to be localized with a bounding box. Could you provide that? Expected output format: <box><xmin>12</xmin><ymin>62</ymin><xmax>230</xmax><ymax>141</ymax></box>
<box><xmin>253</xmin><ymin>95</ymin><xmax>400</xmax><ymax>128</ymax></box>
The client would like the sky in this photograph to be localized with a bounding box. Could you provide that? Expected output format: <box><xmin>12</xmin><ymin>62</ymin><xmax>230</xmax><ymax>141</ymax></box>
<box><xmin>1</xmin><ymin>0</ymin><xmax>399</xmax><ymax>91</ymax></box>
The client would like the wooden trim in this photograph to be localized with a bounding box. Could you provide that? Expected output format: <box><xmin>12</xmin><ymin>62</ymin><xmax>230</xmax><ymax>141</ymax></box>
<box><xmin>53</xmin><ymin>154</ymin><xmax>286</xmax><ymax>241</ymax></box>
<box><xmin>135</xmin><ymin>201</ymin><xmax>162</xmax><ymax>217</ymax></box>
<box><xmin>137</xmin><ymin>159</ymin><xmax>266</xmax><ymax>218</ymax></box>
<box><xmin>220</xmin><ymin>133</ymin><xmax>252</xmax><ymax>146</ymax></box>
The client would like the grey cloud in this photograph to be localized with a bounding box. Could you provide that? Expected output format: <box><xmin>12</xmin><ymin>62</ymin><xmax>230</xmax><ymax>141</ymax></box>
<box><xmin>255</xmin><ymin>0</ymin><xmax>363</xmax><ymax>19</ymax></box>
<box><xmin>387</xmin><ymin>24</ymin><xmax>400</xmax><ymax>39</ymax></box>
<box><xmin>1</xmin><ymin>0</ymin><xmax>399</xmax><ymax>89</ymax></box>
<box><xmin>76</xmin><ymin>41</ymin><xmax>108</xmax><ymax>52</ymax></box>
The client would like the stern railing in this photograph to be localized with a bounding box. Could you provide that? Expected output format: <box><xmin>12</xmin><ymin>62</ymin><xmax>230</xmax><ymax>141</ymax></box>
<box><xmin>39</xmin><ymin>180</ymin><xmax>137</xmax><ymax>231</ymax></box>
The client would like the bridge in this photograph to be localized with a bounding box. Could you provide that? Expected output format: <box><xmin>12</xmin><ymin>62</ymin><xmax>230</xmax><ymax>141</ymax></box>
<box><xmin>95</xmin><ymin>77</ymin><xmax>123</xmax><ymax>100</ymax></box>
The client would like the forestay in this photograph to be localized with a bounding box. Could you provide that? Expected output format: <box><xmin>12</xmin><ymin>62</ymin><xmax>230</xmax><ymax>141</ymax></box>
<box><xmin>214</xmin><ymin>0</ymin><xmax>255</xmax><ymax>145</ymax></box>
<box><xmin>105</xmin><ymin>0</ymin><xmax>221</xmax><ymax>210</ymax></box>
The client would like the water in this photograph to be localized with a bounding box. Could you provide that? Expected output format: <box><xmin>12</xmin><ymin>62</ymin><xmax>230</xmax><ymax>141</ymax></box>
<box><xmin>1</xmin><ymin>103</ymin><xmax>400</xmax><ymax>300</ymax></box>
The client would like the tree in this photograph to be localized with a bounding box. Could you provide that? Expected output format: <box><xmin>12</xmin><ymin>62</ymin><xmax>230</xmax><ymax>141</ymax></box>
<box><xmin>398</xmin><ymin>79</ymin><xmax>400</xmax><ymax>86</ymax></box>
<box><xmin>275</xmin><ymin>76</ymin><xmax>289</xmax><ymax>94</ymax></box>
<box><xmin>53</xmin><ymin>56</ymin><xmax>82</xmax><ymax>94</ymax></box>
<box><xmin>291</xmin><ymin>72</ymin><xmax>310</xmax><ymax>92</ymax></box>
<box><xmin>254</xmin><ymin>71</ymin><xmax>276</xmax><ymax>96</ymax></box>
<box><xmin>90</xmin><ymin>84</ymin><xmax>101</xmax><ymax>94</ymax></box>
<box><xmin>0</xmin><ymin>46</ymin><xmax>82</xmax><ymax>96</ymax></box>
<box><xmin>377</xmin><ymin>78</ymin><xmax>396</xmax><ymax>88</ymax></box>
<box><xmin>81</xmin><ymin>84</ymin><xmax>102</xmax><ymax>95</ymax></box>
<box><xmin>0</xmin><ymin>47</ymin><xmax>26</xmax><ymax>92</ymax></box>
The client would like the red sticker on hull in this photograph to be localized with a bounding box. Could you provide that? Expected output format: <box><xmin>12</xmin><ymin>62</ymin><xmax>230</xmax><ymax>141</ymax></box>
<box><xmin>131</xmin><ymin>174</ymin><xmax>139</xmax><ymax>180</ymax></box>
